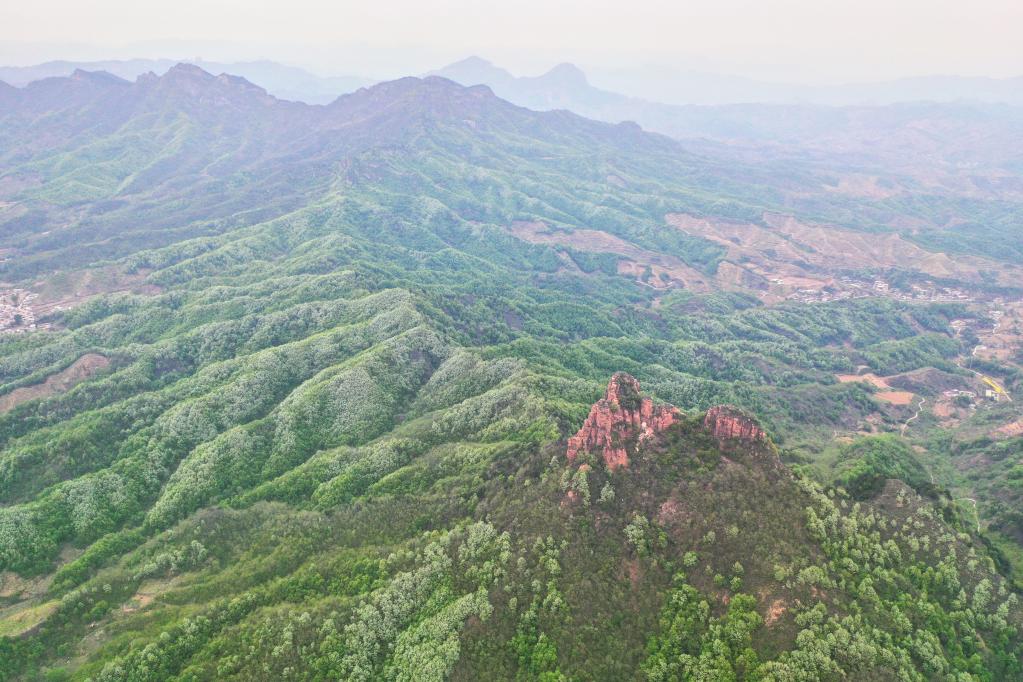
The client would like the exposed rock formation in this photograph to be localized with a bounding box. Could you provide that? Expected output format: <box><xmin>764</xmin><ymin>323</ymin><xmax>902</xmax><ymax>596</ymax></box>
<box><xmin>703</xmin><ymin>405</ymin><xmax>767</xmax><ymax>443</ymax></box>
<box><xmin>567</xmin><ymin>376</ymin><xmax>775</xmax><ymax>474</ymax></box>
<box><xmin>566</xmin><ymin>372</ymin><xmax>680</xmax><ymax>470</ymax></box>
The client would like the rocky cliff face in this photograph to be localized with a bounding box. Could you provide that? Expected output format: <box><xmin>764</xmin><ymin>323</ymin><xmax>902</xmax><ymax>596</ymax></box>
<box><xmin>566</xmin><ymin>372</ymin><xmax>680</xmax><ymax>470</ymax></box>
<box><xmin>702</xmin><ymin>404</ymin><xmax>781</xmax><ymax>467</ymax></box>
<box><xmin>566</xmin><ymin>375</ymin><xmax>774</xmax><ymax>473</ymax></box>
<box><xmin>703</xmin><ymin>405</ymin><xmax>767</xmax><ymax>443</ymax></box>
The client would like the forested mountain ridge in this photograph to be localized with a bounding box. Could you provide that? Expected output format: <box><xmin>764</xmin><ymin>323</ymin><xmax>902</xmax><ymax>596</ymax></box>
<box><xmin>0</xmin><ymin>65</ymin><xmax>733</xmax><ymax>279</ymax></box>
<box><xmin>0</xmin><ymin>65</ymin><xmax>1021</xmax><ymax>679</ymax></box>
<box><xmin>6</xmin><ymin>65</ymin><xmax>1023</xmax><ymax>294</ymax></box>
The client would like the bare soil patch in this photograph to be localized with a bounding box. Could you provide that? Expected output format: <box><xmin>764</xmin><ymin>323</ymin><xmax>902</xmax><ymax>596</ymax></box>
<box><xmin>0</xmin><ymin>599</ymin><xmax>59</xmax><ymax>637</ymax></box>
<box><xmin>509</xmin><ymin>221</ymin><xmax>711</xmax><ymax>291</ymax></box>
<box><xmin>825</xmin><ymin>174</ymin><xmax>901</xmax><ymax>199</ymax></box>
<box><xmin>764</xmin><ymin>598</ymin><xmax>787</xmax><ymax>626</ymax></box>
<box><xmin>0</xmin><ymin>353</ymin><xmax>111</xmax><ymax>413</ymax></box>
<box><xmin>121</xmin><ymin>578</ymin><xmax>177</xmax><ymax>614</ymax></box>
<box><xmin>31</xmin><ymin>267</ymin><xmax>161</xmax><ymax>317</ymax></box>
<box><xmin>667</xmin><ymin>211</ymin><xmax>1022</xmax><ymax>288</ymax></box>
<box><xmin>836</xmin><ymin>373</ymin><xmax>891</xmax><ymax>389</ymax></box>
<box><xmin>835</xmin><ymin>373</ymin><xmax>915</xmax><ymax>405</ymax></box>
<box><xmin>876</xmin><ymin>391</ymin><xmax>915</xmax><ymax>406</ymax></box>
<box><xmin>995</xmin><ymin>419</ymin><xmax>1023</xmax><ymax>438</ymax></box>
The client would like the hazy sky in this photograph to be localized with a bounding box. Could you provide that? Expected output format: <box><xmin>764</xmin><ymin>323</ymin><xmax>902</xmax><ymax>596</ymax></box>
<box><xmin>2</xmin><ymin>0</ymin><xmax>1022</xmax><ymax>83</ymax></box>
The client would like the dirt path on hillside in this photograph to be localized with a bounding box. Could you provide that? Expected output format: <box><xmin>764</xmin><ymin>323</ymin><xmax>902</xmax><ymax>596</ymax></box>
<box><xmin>901</xmin><ymin>397</ymin><xmax>927</xmax><ymax>436</ymax></box>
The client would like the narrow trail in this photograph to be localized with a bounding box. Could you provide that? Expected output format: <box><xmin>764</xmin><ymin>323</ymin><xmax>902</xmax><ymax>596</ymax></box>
<box><xmin>901</xmin><ymin>397</ymin><xmax>926</xmax><ymax>436</ymax></box>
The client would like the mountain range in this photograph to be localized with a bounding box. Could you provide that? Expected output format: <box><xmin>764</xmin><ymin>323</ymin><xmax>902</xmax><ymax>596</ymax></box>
<box><xmin>5</xmin><ymin>55</ymin><xmax>1022</xmax><ymax>109</ymax></box>
<box><xmin>5</xmin><ymin>57</ymin><xmax>1022</xmax><ymax>173</ymax></box>
<box><xmin>430</xmin><ymin>57</ymin><xmax>1023</xmax><ymax>160</ymax></box>
<box><xmin>0</xmin><ymin>63</ymin><xmax>1021</xmax><ymax>679</ymax></box>
<box><xmin>434</xmin><ymin>56</ymin><xmax>1023</xmax><ymax>107</ymax></box>
<box><xmin>0</xmin><ymin>58</ymin><xmax>374</xmax><ymax>104</ymax></box>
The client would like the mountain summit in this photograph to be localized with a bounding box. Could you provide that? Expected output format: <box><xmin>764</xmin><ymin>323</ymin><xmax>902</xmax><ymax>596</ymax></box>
<box><xmin>428</xmin><ymin>55</ymin><xmax>514</xmax><ymax>85</ymax></box>
<box><xmin>543</xmin><ymin>62</ymin><xmax>589</xmax><ymax>87</ymax></box>
<box><xmin>566</xmin><ymin>372</ymin><xmax>681</xmax><ymax>469</ymax></box>
<box><xmin>431</xmin><ymin>57</ymin><xmax>621</xmax><ymax>112</ymax></box>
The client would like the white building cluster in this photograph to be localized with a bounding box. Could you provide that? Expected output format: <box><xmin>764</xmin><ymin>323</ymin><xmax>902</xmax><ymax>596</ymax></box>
<box><xmin>0</xmin><ymin>289</ymin><xmax>39</xmax><ymax>332</ymax></box>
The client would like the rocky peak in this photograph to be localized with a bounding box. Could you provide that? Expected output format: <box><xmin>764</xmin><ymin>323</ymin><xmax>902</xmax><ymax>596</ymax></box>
<box><xmin>149</xmin><ymin>63</ymin><xmax>272</xmax><ymax>105</ymax></box>
<box><xmin>566</xmin><ymin>372</ymin><xmax>680</xmax><ymax>470</ymax></box>
<box><xmin>703</xmin><ymin>405</ymin><xmax>767</xmax><ymax>443</ymax></box>
<box><xmin>162</xmin><ymin>62</ymin><xmax>214</xmax><ymax>84</ymax></box>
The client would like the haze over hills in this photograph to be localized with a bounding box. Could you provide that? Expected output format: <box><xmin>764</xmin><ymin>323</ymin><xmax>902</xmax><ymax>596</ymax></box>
<box><xmin>429</xmin><ymin>57</ymin><xmax>1023</xmax><ymax>176</ymax></box>
<box><xmin>589</xmin><ymin>64</ymin><xmax>1023</xmax><ymax>107</ymax></box>
<box><xmin>4</xmin><ymin>64</ymin><xmax>1021</xmax><ymax>281</ymax></box>
<box><xmin>0</xmin><ymin>63</ymin><xmax>1022</xmax><ymax>679</ymax></box>
<box><xmin>433</xmin><ymin>55</ymin><xmax>1023</xmax><ymax>107</ymax></box>
<box><xmin>4</xmin><ymin>54</ymin><xmax>1022</xmax><ymax>108</ymax></box>
<box><xmin>0</xmin><ymin>58</ymin><xmax>375</xmax><ymax>104</ymax></box>
<box><xmin>6</xmin><ymin>56</ymin><xmax>1022</xmax><ymax>180</ymax></box>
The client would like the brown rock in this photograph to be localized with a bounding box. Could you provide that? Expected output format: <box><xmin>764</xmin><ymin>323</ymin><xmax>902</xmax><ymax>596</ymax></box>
<box><xmin>703</xmin><ymin>405</ymin><xmax>767</xmax><ymax>443</ymax></box>
<box><xmin>567</xmin><ymin>372</ymin><xmax>680</xmax><ymax>470</ymax></box>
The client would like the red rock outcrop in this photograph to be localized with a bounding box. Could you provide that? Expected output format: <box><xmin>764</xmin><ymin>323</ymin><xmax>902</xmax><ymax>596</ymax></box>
<box><xmin>703</xmin><ymin>405</ymin><xmax>766</xmax><ymax>443</ymax></box>
<box><xmin>566</xmin><ymin>373</ymin><xmax>680</xmax><ymax>470</ymax></box>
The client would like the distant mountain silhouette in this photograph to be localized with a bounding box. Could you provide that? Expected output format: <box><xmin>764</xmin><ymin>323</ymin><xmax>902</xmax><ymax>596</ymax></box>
<box><xmin>0</xmin><ymin>58</ymin><xmax>374</xmax><ymax>104</ymax></box>
<box><xmin>432</xmin><ymin>56</ymin><xmax>1023</xmax><ymax>108</ymax></box>
<box><xmin>0</xmin><ymin>64</ymin><xmax>682</xmax><ymax>277</ymax></box>
<box><xmin>592</xmin><ymin>66</ymin><xmax>1023</xmax><ymax>106</ymax></box>
<box><xmin>428</xmin><ymin>57</ymin><xmax>626</xmax><ymax>112</ymax></box>
<box><xmin>426</xmin><ymin>56</ymin><xmax>1023</xmax><ymax>170</ymax></box>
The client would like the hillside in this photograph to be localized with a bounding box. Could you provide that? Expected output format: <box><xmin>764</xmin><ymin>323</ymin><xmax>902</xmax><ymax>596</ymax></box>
<box><xmin>3</xmin><ymin>374</ymin><xmax>1020</xmax><ymax>679</ymax></box>
<box><xmin>0</xmin><ymin>66</ymin><xmax>1022</xmax><ymax>679</ymax></box>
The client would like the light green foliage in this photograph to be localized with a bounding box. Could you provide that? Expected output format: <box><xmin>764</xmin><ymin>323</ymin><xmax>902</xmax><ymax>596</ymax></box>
<box><xmin>642</xmin><ymin>575</ymin><xmax>761</xmax><ymax>681</ymax></box>
<box><xmin>625</xmin><ymin>514</ymin><xmax>650</xmax><ymax>555</ymax></box>
<box><xmin>599</xmin><ymin>481</ymin><xmax>616</xmax><ymax>504</ymax></box>
<box><xmin>510</xmin><ymin>537</ymin><xmax>567</xmax><ymax>681</ymax></box>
